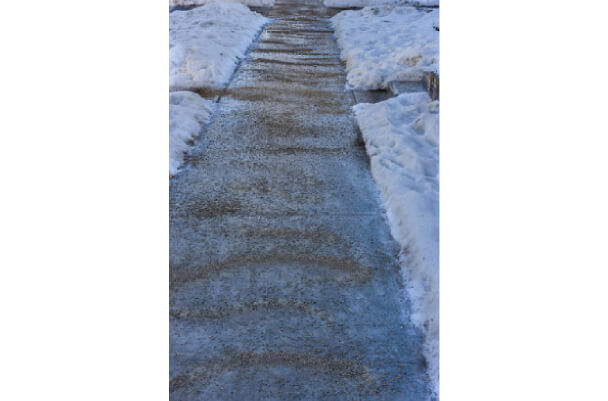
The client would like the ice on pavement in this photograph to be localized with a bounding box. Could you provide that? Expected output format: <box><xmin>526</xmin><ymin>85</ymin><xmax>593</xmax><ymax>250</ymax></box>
<box><xmin>331</xmin><ymin>6</ymin><xmax>438</xmax><ymax>89</ymax></box>
<box><xmin>354</xmin><ymin>92</ymin><xmax>439</xmax><ymax>397</ymax></box>
<box><xmin>170</xmin><ymin>0</ymin><xmax>275</xmax><ymax>7</ymax></box>
<box><xmin>324</xmin><ymin>0</ymin><xmax>437</xmax><ymax>8</ymax></box>
<box><xmin>324</xmin><ymin>0</ymin><xmax>406</xmax><ymax>8</ymax></box>
<box><xmin>169</xmin><ymin>91</ymin><xmax>215</xmax><ymax>176</ymax></box>
<box><xmin>170</xmin><ymin>1</ymin><xmax>269</xmax><ymax>90</ymax></box>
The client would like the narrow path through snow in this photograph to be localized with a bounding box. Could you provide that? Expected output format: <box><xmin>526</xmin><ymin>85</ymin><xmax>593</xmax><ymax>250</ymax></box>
<box><xmin>170</xmin><ymin>0</ymin><xmax>432</xmax><ymax>399</ymax></box>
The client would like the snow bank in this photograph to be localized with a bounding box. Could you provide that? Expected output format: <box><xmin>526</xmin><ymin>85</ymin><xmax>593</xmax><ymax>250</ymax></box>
<box><xmin>170</xmin><ymin>1</ymin><xmax>269</xmax><ymax>90</ymax></box>
<box><xmin>170</xmin><ymin>92</ymin><xmax>215</xmax><ymax>176</ymax></box>
<box><xmin>324</xmin><ymin>0</ymin><xmax>438</xmax><ymax>8</ymax></box>
<box><xmin>331</xmin><ymin>6</ymin><xmax>439</xmax><ymax>89</ymax></box>
<box><xmin>354</xmin><ymin>92</ymin><xmax>439</xmax><ymax>397</ymax></box>
<box><xmin>170</xmin><ymin>0</ymin><xmax>275</xmax><ymax>7</ymax></box>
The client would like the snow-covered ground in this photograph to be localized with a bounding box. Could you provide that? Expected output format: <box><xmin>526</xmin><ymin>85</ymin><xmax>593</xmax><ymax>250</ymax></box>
<box><xmin>354</xmin><ymin>92</ymin><xmax>439</xmax><ymax>397</ymax></box>
<box><xmin>170</xmin><ymin>1</ymin><xmax>269</xmax><ymax>90</ymax></box>
<box><xmin>324</xmin><ymin>0</ymin><xmax>437</xmax><ymax>8</ymax></box>
<box><xmin>331</xmin><ymin>6</ymin><xmax>439</xmax><ymax>89</ymax></box>
<box><xmin>170</xmin><ymin>0</ymin><xmax>275</xmax><ymax>7</ymax></box>
<box><xmin>170</xmin><ymin>91</ymin><xmax>215</xmax><ymax>176</ymax></box>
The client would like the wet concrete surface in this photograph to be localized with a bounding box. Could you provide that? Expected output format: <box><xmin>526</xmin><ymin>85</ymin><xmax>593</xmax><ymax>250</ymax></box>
<box><xmin>170</xmin><ymin>0</ymin><xmax>431</xmax><ymax>399</ymax></box>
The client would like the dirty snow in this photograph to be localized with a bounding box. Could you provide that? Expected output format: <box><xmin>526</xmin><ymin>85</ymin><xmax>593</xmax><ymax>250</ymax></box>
<box><xmin>170</xmin><ymin>1</ymin><xmax>269</xmax><ymax>90</ymax></box>
<box><xmin>354</xmin><ymin>92</ymin><xmax>439</xmax><ymax>397</ymax></box>
<box><xmin>170</xmin><ymin>91</ymin><xmax>215</xmax><ymax>176</ymax></box>
<box><xmin>324</xmin><ymin>0</ymin><xmax>437</xmax><ymax>7</ymax></box>
<box><xmin>331</xmin><ymin>6</ymin><xmax>439</xmax><ymax>89</ymax></box>
<box><xmin>170</xmin><ymin>0</ymin><xmax>275</xmax><ymax>7</ymax></box>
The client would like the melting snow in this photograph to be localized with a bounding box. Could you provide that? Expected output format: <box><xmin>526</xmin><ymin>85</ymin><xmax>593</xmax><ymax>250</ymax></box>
<box><xmin>170</xmin><ymin>0</ymin><xmax>275</xmax><ymax>7</ymax></box>
<box><xmin>355</xmin><ymin>92</ymin><xmax>439</xmax><ymax>397</ymax></box>
<box><xmin>324</xmin><ymin>0</ymin><xmax>438</xmax><ymax>7</ymax></box>
<box><xmin>331</xmin><ymin>6</ymin><xmax>439</xmax><ymax>89</ymax></box>
<box><xmin>169</xmin><ymin>91</ymin><xmax>215</xmax><ymax>176</ymax></box>
<box><xmin>170</xmin><ymin>1</ymin><xmax>269</xmax><ymax>90</ymax></box>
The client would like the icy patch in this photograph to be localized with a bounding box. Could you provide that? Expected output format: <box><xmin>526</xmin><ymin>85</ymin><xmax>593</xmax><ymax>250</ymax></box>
<box><xmin>331</xmin><ymin>6</ymin><xmax>438</xmax><ymax>89</ymax></box>
<box><xmin>170</xmin><ymin>1</ymin><xmax>269</xmax><ymax>90</ymax></box>
<box><xmin>169</xmin><ymin>91</ymin><xmax>215</xmax><ymax>176</ymax></box>
<box><xmin>170</xmin><ymin>0</ymin><xmax>275</xmax><ymax>7</ymax></box>
<box><xmin>324</xmin><ymin>0</ymin><xmax>438</xmax><ymax>8</ymax></box>
<box><xmin>354</xmin><ymin>92</ymin><xmax>439</xmax><ymax>397</ymax></box>
<box><xmin>325</xmin><ymin>0</ymin><xmax>406</xmax><ymax>7</ymax></box>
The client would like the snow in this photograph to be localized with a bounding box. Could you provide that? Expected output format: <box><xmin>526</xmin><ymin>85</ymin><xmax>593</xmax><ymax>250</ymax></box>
<box><xmin>331</xmin><ymin>6</ymin><xmax>439</xmax><ymax>89</ymax></box>
<box><xmin>170</xmin><ymin>0</ymin><xmax>275</xmax><ymax>7</ymax></box>
<box><xmin>324</xmin><ymin>0</ymin><xmax>438</xmax><ymax>8</ymax></box>
<box><xmin>354</xmin><ymin>91</ymin><xmax>439</xmax><ymax>397</ymax></box>
<box><xmin>170</xmin><ymin>91</ymin><xmax>215</xmax><ymax>176</ymax></box>
<box><xmin>169</xmin><ymin>1</ymin><xmax>269</xmax><ymax>90</ymax></box>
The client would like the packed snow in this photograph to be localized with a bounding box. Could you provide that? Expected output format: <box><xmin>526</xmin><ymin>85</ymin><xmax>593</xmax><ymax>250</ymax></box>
<box><xmin>331</xmin><ymin>6</ymin><xmax>439</xmax><ymax>89</ymax></box>
<box><xmin>170</xmin><ymin>1</ymin><xmax>269</xmax><ymax>90</ymax></box>
<box><xmin>170</xmin><ymin>0</ymin><xmax>275</xmax><ymax>7</ymax></box>
<box><xmin>169</xmin><ymin>91</ymin><xmax>215</xmax><ymax>176</ymax></box>
<box><xmin>354</xmin><ymin>92</ymin><xmax>439</xmax><ymax>397</ymax></box>
<box><xmin>324</xmin><ymin>0</ymin><xmax>438</xmax><ymax>8</ymax></box>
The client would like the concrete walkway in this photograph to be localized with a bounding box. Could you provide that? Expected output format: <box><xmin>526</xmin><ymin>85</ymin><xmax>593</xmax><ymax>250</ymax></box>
<box><xmin>170</xmin><ymin>0</ymin><xmax>431</xmax><ymax>399</ymax></box>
